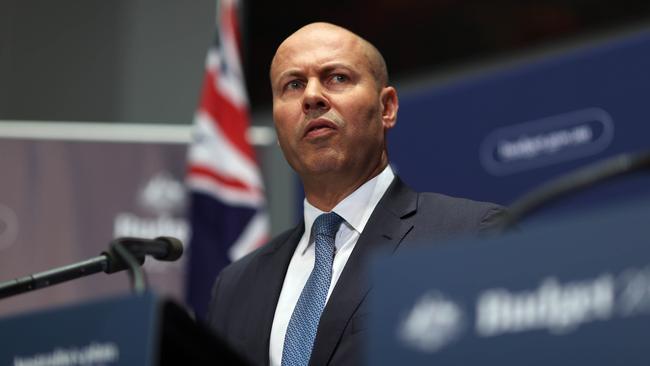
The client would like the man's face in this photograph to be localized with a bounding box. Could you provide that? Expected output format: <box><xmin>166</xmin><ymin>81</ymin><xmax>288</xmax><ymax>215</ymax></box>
<box><xmin>270</xmin><ymin>26</ymin><xmax>396</xmax><ymax>181</ymax></box>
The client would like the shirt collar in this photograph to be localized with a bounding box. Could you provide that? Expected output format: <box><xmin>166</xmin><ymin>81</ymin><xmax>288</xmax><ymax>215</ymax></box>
<box><xmin>302</xmin><ymin>165</ymin><xmax>395</xmax><ymax>243</ymax></box>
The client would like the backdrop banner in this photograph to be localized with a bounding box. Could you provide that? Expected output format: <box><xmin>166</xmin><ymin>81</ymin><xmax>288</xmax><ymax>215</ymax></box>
<box><xmin>390</xmin><ymin>28</ymin><xmax>650</xmax><ymax>221</ymax></box>
<box><xmin>0</xmin><ymin>138</ymin><xmax>188</xmax><ymax>317</ymax></box>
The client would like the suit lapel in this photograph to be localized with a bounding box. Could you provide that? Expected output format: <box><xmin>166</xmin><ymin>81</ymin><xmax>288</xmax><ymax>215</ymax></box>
<box><xmin>246</xmin><ymin>222</ymin><xmax>304</xmax><ymax>366</ymax></box>
<box><xmin>309</xmin><ymin>178</ymin><xmax>417</xmax><ymax>365</ymax></box>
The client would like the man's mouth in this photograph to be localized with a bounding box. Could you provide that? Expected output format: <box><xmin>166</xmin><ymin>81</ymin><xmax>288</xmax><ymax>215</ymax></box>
<box><xmin>304</xmin><ymin>118</ymin><xmax>338</xmax><ymax>138</ymax></box>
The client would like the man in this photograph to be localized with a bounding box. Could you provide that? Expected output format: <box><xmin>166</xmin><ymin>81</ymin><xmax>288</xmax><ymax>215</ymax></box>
<box><xmin>208</xmin><ymin>22</ymin><xmax>504</xmax><ymax>366</ymax></box>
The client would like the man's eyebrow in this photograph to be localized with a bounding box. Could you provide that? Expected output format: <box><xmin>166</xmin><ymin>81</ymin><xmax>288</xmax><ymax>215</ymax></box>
<box><xmin>276</xmin><ymin>69</ymin><xmax>304</xmax><ymax>82</ymax></box>
<box><xmin>276</xmin><ymin>63</ymin><xmax>356</xmax><ymax>81</ymax></box>
<box><xmin>320</xmin><ymin>62</ymin><xmax>354</xmax><ymax>73</ymax></box>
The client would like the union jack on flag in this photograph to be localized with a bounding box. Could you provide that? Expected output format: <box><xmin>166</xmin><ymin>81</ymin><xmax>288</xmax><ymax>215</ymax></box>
<box><xmin>186</xmin><ymin>0</ymin><xmax>269</xmax><ymax>319</ymax></box>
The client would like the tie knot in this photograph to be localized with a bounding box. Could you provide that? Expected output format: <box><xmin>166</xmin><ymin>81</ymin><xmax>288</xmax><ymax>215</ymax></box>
<box><xmin>312</xmin><ymin>212</ymin><xmax>344</xmax><ymax>238</ymax></box>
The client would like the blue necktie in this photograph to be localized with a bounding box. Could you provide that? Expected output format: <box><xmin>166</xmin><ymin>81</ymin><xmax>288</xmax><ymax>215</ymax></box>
<box><xmin>281</xmin><ymin>212</ymin><xmax>344</xmax><ymax>366</ymax></box>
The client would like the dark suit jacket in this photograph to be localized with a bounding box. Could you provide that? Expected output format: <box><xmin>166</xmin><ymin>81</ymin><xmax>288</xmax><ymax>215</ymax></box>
<box><xmin>207</xmin><ymin>177</ymin><xmax>504</xmax><ymax>366</ymax></box>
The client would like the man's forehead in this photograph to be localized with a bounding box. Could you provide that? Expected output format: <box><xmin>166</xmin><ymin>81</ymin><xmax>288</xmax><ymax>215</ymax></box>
<box><xmin>283</xmin><ymin>23</ymin><xmax>359</xmax><ymax>47</ymax></box>
<box><xmin>271</xmin><ymin>24</ymin><xmax>366</xmax><ymax>75</ymax></box>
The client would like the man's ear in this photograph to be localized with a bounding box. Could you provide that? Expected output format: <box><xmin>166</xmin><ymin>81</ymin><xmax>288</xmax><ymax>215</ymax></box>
<box><xmin>380</xmin><ymin>86</ymin><xmax>398</xmax><ymax>129</ymax></box>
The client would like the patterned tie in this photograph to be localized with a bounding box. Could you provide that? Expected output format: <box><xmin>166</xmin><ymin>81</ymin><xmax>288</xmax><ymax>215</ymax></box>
<box><xmin>281</xmin><ymin>212</ymin><xmax>344</xmax><ymax>366</ymax></box>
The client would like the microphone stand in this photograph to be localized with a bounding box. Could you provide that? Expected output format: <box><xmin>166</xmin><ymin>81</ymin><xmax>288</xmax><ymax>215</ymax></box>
<box><xmin>0</xmin><ymin>236</ymin><xmax>183</xmax><ymax>300</ymax></box>
<box><xmin>0</xmin><ymin>256</ymin><xmax>112</xmax><ymax>300</ymax></box>
<box><xmin>111</xmin><ymin>240</ymin><xmax>147</xmax><ymax>295</ymax></box>
<box><xmin>0</xmin><ymin>240</ymin><xmax>148</xmax><ymax>300</ymax></box>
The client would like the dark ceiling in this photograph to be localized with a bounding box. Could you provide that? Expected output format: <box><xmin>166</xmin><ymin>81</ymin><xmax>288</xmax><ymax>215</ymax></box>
<box><xmin>242</xmin><ymin>1</ymin><xmax>650</xmax><ymax>111</ymax></box>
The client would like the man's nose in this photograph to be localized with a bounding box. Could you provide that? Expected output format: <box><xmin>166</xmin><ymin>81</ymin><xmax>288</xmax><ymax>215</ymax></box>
<box><xmin>302</xmin><ymin>79</ymin><xmax>329</xmax><ymax>114</ymax></box>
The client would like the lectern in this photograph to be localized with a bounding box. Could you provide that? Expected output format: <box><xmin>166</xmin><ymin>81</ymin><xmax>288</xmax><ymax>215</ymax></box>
<box><xmin>368</xmin><ymin>197</ymin><xmax>650</xmax><ymax>365</ymax></box>
<box><xmin>0</xmin><ymin>292</ymin><xmax>248</xmax><ymax>365</ymax></box>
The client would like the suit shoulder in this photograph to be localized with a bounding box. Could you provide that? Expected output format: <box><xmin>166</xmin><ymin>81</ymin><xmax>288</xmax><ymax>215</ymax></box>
<box><xmin>418</xmin><ymin>191</ymin><xmax>503</xmax><ymax>211</ymax></box>
<box><xmin>416</xmin><ymin>192</ymin><xmax>506</xmax><ymax>232</ymax></box>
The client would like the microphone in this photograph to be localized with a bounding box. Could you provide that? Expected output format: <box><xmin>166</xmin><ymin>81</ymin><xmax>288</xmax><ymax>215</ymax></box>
<box><xmin>499</xmin><ymin>150</ymin><xmax>650</xmax><ymax>231</ymax></box>
<box><xmin>103</xmin><ymin>237</ymin><xmax>184</xmax><ymax>293</ymax></box>
<box><xmin>0</xmin><ymin>236</ymin><xmax>184</xmax><ymax>299</ymax></box>
<box><xmin>115</xmin><ymin>236</ymin><xmax>183</xmax><ymax>261</ymax></box>
<box><xmin>149</xmin><ymin>236</ymin><xmax>184</xmax><ymax>261</ymax></box>
<box><xmin>103</xmin><ymin>237</ymin><xmax>183</xmax><ymax>274</ymax></box>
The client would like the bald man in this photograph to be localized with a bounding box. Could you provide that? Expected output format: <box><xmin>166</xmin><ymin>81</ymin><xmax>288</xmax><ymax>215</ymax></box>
<box><xmin>207</xmin><ymin>23</ymin><xmax>504</xmax><ymax>366</ymax></box>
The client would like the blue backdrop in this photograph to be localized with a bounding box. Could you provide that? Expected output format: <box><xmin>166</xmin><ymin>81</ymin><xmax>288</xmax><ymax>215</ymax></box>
<box><xmin>389</xmin><ymin>28</ymin><xmax>650</xmax><ymax>219</ymax></box>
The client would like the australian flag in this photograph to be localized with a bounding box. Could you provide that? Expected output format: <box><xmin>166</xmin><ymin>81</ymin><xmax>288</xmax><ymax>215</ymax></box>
<box><xmin>186</xmin><ymin>0</ymin><xmax>268</xmax><ymax>319</ymax></box>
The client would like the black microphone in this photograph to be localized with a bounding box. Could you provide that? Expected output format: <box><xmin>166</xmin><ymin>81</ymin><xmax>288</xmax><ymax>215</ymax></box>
<box><xmin>103</xmin><ymin>236</ymin><xmax>183</xmax><ymax>274</ymax></box>
<box><xmin>150</xmin><ymin>236</ymin><xmax>184</xmax><ymax>261</ymax></box>
<box><xmin>120</xmin><ymin>236</ymin><xmax>183</xmax><ymax>261</ymax></box>
<box><xmin>0</xmin><ymin>236</ymin><xmax>184</xmax><ymax>299</ymax></box>
<box><xmin>499</xmin><ymin>150</ymin><xmax>650</xmax><ymax>231</ymax></box>
<box><xmin>102</xmin><ymin>236</ymin><xmax>185</xmax><ymax>294</ymax></box>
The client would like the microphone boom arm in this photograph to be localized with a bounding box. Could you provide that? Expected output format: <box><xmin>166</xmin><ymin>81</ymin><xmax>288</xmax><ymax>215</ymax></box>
<box><xmin>0</xmin><ymin>236</ymin><xmax>182</xmax><ymax>300</ymax></box>
<box><xmin>0</xmin><ymin>255</ymin><xmax>113</xmax><ymax>300</ymax></box>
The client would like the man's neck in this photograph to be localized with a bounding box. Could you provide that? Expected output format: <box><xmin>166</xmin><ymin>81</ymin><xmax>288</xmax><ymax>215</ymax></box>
<box><xmin>302</xmin><ymin>160</ymin><xmax>388</xmax><ymax>212</ymax></box>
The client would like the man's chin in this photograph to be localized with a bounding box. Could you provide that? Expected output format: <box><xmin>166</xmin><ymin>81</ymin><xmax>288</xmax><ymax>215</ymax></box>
<box><xmin>300</xmin><ymin>157</ymin><xmax>346</xmax><ymax>177</ymax></box>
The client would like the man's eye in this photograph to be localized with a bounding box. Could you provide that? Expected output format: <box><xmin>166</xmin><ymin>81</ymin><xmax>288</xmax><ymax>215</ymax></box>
<box><xmin>285</xmin><ymin>80</ymin><xmax>303</xmax><ymax>90</ymax></box>
<box><xmin>331</xmin><ymin>74</ymin><xmax>348</xmax><ymax>83</ymax></box>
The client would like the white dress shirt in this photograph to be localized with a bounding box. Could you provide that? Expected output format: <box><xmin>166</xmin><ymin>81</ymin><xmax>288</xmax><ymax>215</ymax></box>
<box><xmin>269</xmin><ymin>165</ymin><xmax>395</xmax><ymax>366</ymax></box>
